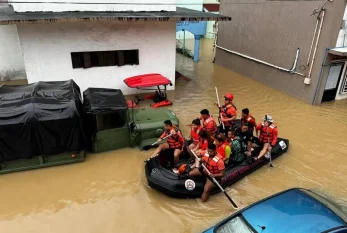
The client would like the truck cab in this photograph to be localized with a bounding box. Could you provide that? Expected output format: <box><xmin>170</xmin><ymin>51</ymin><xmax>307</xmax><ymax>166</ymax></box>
<box><xmin>83</xmin><ymin>88</ymin><xmax>179</xmax><ymax>153</ymax></box>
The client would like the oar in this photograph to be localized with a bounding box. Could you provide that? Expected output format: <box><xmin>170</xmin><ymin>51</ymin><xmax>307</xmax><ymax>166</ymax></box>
<box><xmin>191</xmin><ymin>150</ymin><xmax>238</xmax><ymax>209</ymax></box>
<box><xmin>143</xmin><ymin>133</ymin><xmax>173</xmax><ymax>151</ymax></box>
<box><xmin>215</xmin><ymin>87</ymin><xmax>225</xmax><ymax>130</ymax></box>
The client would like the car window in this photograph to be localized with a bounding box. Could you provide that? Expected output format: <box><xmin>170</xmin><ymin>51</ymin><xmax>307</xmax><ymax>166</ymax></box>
<box><xmin>216</xmin><ymin>215</ymin><xmax>255</xmax><ymax>233</ymax></box>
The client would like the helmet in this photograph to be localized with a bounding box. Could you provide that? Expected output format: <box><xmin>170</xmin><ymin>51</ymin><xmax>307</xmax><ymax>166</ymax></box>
<box><xmin>224</xmin><ymin>93</ymin><xmax>234</xmax><ymax>101</ymax></box>
<box><xmin>263</xmin><ymin>115</ymin><xmax>273</xmax><ymax>123</ymax></box>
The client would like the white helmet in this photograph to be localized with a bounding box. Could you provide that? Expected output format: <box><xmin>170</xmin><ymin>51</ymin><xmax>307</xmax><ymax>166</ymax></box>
<box><xmin>263</xmin><ymin>115</ymin><xmax>273</xmax><ymax>123</ymax></box>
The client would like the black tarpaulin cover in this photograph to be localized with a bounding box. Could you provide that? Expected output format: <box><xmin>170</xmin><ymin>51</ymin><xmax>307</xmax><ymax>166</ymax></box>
<box><xmin>0</xmin><ymin>80</ymin><xmax>85</xmax><ymax>162</ymax></box>
<box><xmin>83</xmin><ymin>88</ymin><xmax>128</xmax><ymax>114</ymax></box>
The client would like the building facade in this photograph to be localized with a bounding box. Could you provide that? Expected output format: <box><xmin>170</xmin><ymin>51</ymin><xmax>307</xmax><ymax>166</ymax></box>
<box><xmin>0</xmin><ymin>3</ymin><xmax>26</xmax><ymax>81</ymax></box>
<box><xmin>216</xmin><ymin>0</ymin><xmax>347</xmax><ymax>104</ymax></box>
<box><xmin>0</xmin><ymin>0</ymin><xmax>230</xmax><ymax>95</ymax></box>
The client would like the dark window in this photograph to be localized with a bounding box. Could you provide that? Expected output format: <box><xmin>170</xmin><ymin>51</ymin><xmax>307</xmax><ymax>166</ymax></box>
<box><xmin>96</xmin><ymin>112</ymin><xmax>127</xmax><ymax>131</ymax></box>
<box><xmin>71</xmin><ymin>50</ymin><xmax>139</xmax><ymax>69</ymax></box>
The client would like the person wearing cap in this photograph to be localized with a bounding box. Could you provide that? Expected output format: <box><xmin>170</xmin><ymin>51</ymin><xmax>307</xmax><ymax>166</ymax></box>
<box><xmin>199</xmin><ymin>109</ymin><xmax>218</xmax><ymax>137</ymax></box>
<box><xmin>214</xmin><ymin>93</ymin><xmax>237</xmax><ymax>136</ymax></box>
<box><xmin>241</xmin><ymin>108</ymin><xmax>256</xmax><ymax>133</ymax></box>
<box><xmin>253</xmin><ymin>115</ymin><xmax>278</xmax><ymax>161</ymax></box>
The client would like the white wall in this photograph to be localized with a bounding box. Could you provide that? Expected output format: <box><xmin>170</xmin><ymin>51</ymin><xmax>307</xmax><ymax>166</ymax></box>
<box><xmin>17</xmin><ymin>21</ymin><xmax>176</xmax><ymax>95</ymax></box>
<box><xmin>10</xmin><ymin>0</ymin><xmax>176</xmax><ymax>12</ymax></box>
<box><xmin>176</xmin><ymin>0</ymin><xmax>203</xmax><ymax>40</ymax></box>
<box><xmin>0</xmin><ymin>25</ymin><xmax>26</xmax><ymax>81</ymax></box>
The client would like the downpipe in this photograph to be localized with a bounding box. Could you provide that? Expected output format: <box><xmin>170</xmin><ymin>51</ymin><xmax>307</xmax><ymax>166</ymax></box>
<box><xmin>307</xmin><ymin>19</ymin><xmax>319</xmax><ymax>66</ymax></box>
<box><xmin>305</xmin><ymin>9</ymin><xmax>326</xmax><ymax>85</ymax></box>
<box><xmin>215</xmin><ymin>45</ymin><xmax>305</xmax><ymax>76</ymax></box>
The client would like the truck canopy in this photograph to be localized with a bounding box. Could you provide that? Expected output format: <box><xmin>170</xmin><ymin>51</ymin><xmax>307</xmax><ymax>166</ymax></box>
<box><xmin>0</xmin><ymin>80</ymin><xmax>85</xmax><ymax>162</ymax></box>
<box><xmin>83</xmin><ymin>88</ymin><xmax>128</xmax><ymax>114</ymax></box>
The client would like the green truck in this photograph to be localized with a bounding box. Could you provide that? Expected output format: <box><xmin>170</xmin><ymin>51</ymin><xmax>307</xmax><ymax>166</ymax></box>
<box><xmin>83</xmin><ymin>88</ymin><xmax>179</xmax><ymax>153</ymax></box>
<box><xmin>0</xmin><ymin>81</ymin><xmax>179</xmax><ymax>174</ymax></box>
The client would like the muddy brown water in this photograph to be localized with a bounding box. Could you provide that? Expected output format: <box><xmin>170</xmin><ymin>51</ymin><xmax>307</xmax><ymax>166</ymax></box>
<box><xmin>1</xmin><ymin>39</ymin><xmax>347</xmax><ymax>233</ymax></box>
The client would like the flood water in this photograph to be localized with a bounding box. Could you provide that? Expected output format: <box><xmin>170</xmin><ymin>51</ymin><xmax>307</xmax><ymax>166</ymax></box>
<box><xmin>1</xmin><ymin>39</ymin><xmax>347</xmax><ymax>233</ymax></box>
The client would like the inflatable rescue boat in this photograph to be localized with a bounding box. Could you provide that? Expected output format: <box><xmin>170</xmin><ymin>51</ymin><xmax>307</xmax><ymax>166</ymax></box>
<box><xmin>145</xmin><ymin>137</ymin><xmax>289</xmax><ymax>198</ymax></box>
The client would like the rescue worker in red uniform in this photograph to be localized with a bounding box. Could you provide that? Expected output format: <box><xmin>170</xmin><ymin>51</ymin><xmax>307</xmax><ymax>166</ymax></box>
<box><xmin>189</xmin><ymin>143</ymin><xmax>225</xmax><ymax>202</ymax></box>
<box><xmin>241</xmin><ymin>108</ymin><xmax>256</xmax><ymax>133</ymax></box>
<box><xmin>214</xmin><ymin>93</ymin><xmax>237</xmax><ymax>136</ymax></box>
<box><xmin>200</xmin><ymin>109</ymin><xmax>218</xmax><ymax>137</ymax></box>
<box><xmin>186</xmin><ymin>118</ymin><xmax>202</xmax><ymax>151</ymax></box>
<box><xmin>253</xmin><ymin>115</ymin><xmax>278</xmax><ymax>162</ymax></box>
<box><xmin>151</xmin><ymin>120</ymin><xmax>184</xmax><ymax>168</ymax></box>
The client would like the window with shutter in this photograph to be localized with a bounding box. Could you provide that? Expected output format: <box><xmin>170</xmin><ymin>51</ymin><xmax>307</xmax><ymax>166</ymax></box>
<box><xmin>71</xmin><ymin>49</ymin><xmax>139</xmax><ymax>69</ymax></box>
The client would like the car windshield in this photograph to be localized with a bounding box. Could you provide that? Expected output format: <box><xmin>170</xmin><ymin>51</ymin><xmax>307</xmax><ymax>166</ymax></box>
<box><xmin>215</xmin><ymin>215</ymin><xmax>255</xmax><ymax>233</ymax></box>
<box><xmin>302</xmin><ymin>189</ymin><xmax>347</xmax><ymax>223</ymax></box>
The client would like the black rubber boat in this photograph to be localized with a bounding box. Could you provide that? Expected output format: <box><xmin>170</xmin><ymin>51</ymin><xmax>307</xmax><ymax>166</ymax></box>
<box><xmin>145</xmin><ymin>137</ymin><xmax>289</xmax><ymax>198</ymax></box>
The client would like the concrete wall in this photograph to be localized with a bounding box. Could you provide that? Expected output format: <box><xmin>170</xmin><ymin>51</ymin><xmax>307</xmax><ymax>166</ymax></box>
<box><xmin>10</xmin><ymin>0</ymin><xmax>176</xmax><ymax>12</ymax></box>
<box><xmin>216</xmin><ymin>0</ymin><xmax>345</xmax><ymax>104</ymax></box>
<box><xmin>0</xmin><ymin>24</ymin><xmax>26</xmax><ymax>81</ymax></box>
<box><xmin>176</xmin><ymin>0</ymin><xmax>203</xmax><ymax>39</ymax></box>
<box><xmin>17</xmin><ymin>21</ymin><xmax>176</xmax><ymax>95</ymax></box>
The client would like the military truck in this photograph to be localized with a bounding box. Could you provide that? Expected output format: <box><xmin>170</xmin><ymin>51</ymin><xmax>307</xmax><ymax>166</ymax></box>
<box><xmin>83</xmin><ymin>88</ymin><xmax>179</xmax><ymax>153</ymax></box>
<box><xmin>0</xmin><ymin>81</ymin><xmax>179</xmax><ymax>174</ymax></box>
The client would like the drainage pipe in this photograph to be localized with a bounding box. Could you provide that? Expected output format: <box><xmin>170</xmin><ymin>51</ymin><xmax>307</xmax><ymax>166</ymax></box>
<box><xmin>307</xmin><ymin>9</ymin><xmax>326</xmax><ymax>81</ymax></box>
<box><xmin>312</xmin><ymin>48</ymin><xmax>329</xmax><ymax>105</ymax></box>
<box><xmin>215</xmin><ymin>45</ymin><xmax>305</xmax><ymax>76</ymax></box>
<box><xmin>307</xmin><ymin>19</ymin><xmax>319</xmax><ymax>66</ymax></box>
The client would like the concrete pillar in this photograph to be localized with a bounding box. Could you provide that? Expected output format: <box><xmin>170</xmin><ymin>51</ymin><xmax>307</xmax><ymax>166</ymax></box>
<box><xmin>194</xmin><ymin>35</ymin><xmax>202</xmax><ymax>62</ymax></box>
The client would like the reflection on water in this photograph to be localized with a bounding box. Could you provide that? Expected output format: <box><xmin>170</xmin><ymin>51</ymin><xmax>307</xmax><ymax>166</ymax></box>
<box><xmin>1</xmin><ymin>39</ymin><xmax>347</xmax><ymax>233</ymax></box>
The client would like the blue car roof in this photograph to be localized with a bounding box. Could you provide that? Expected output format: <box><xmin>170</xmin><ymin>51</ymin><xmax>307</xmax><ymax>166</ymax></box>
<box><xmin>241</xmin><ymin>189</ymin><xmax>346</xmax><ymax>233</ymax></box>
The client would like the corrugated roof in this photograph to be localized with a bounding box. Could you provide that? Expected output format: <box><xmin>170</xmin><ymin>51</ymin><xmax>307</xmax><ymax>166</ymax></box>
<box><xmin>0</xmin><ymin>6</ymin><xmax>231</xmax><ymax>25</ymax></box>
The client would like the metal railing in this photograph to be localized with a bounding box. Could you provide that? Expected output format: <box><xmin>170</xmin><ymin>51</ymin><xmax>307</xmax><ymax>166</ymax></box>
<box><xmin>176</xmin><ymin>39</ymin><xmax>194</xmax><ymax>59</ymax></box>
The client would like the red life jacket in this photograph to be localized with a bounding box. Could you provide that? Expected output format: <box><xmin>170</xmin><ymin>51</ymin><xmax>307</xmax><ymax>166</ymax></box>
<box><xmin>220</xmin><ymin>104</ymin><xmax>236</xmax><ymax>126</ymax></box>
<box><xmin>203</xmin><ymin>115</ymin><xmax>218</xmax><ymax>135</ymax></box>
<box><xmin>199</xmin><ymin>137</ymin><xmax>209</xmax><ymax>150</ymax></box>
<box><xmin>241</xmin><ymin>114</ymin><xmax>256</xmax><ymax>130</ymax></box>
<box><xmin>191</xmin><ymin>126</ymin><xmax>201</xmax><ymax>145</ymax></box>
<box><xmin>166</xmin><ymin>128</ymin><xmax>184</xmax><ymax>149</ymax></box>
<box><xmin>216</xmin><ymin>142</ymin><xmax>229</xmax><ymax>160</ymax></box>
<box><xmin>259</xmin><ymin>123</ymin><xmax>277</xmax><ymax>143</ymax></box>
<box><xmin>202</xmin><ymin>153</ymin><xmax>224</xmax><ymax>174</ymax></box>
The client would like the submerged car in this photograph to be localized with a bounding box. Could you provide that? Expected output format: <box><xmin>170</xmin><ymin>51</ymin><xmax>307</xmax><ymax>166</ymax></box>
<box><xmin>203</xmin><ymin>188</ymin><xmax>347</xmax><ymax>233</ymax></box>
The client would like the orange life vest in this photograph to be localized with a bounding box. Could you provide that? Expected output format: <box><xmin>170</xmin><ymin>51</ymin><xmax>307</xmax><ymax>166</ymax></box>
<box><xmin>165</xmin><ymin>128</ymin><xmax>184</xmax><ymax>149</ymax></box>
<box><xmin>203</xmin><ymin>153</ymin><xmax>225</xmax><ymax>175</ymax></box>
<box><xmin>216</xmin><ymin>142</ymin><xmax>229</xmax><ymax>160</ymax></box>
<box><xmin>191</xmin><ymin>126</ymin><xmax>201</xmax><ymax>145</ymax></box>
<box><xmin>199</xmin><ymin>137</ymin><xmax>209</xmax><ymax>150</ymax></box>
<box><xmin>220</xmin><ymin>104</ymin><xmax>236</xmax><ymax>126</ymax></box>
<box><xmin>241</xmin><ymin>114</ymin><xmax>256</xmax><ymax>129</ymax></box>
<box><xmin>259</xmin><ymin>123</ymin><xmax>277</xmax><ymax>144</ymax></box>
<box><xmin>203</xmin><ymin>115</ymin><xmax>218</xmax><ymax>135</ymax></box>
